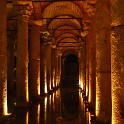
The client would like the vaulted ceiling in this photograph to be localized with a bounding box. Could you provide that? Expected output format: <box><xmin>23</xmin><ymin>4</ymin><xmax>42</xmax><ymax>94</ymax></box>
<box><xmin>7</xmin><ymin>0</ymin><xmax>96</xmax><ymax>55</ymax></box>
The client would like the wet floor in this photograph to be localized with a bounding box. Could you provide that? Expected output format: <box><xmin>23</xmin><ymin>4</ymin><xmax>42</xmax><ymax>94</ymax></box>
<box><xmin>7</xmin><ymin>87</ymin><xmax>91</xmax><ymax>124</ymax></box>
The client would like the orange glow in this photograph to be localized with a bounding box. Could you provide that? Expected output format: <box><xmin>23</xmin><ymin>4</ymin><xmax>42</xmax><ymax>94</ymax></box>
<box><xmin>25</xmin><ymin>81</ymin><xmax>29</xmax><ymax>102</ymax></box>
<box><xmin>37</xmin><ymin>104</ymin><xmax>40</xmax><ymax>124</ymax></box>
<box><xmin>44</xmin><ymin>61</ymin><xmax>47</xmax><ymax>93</ymax></box>
<box><xmin>96</xmin><ymin>73</ymin><xmax>101</xmax><ymax>117</ymax></box>
<box><xmin>86</xmin><ymin>84</ymin><xmax>88</xmax><ymax>97</ymax></box>
<box><xmin>37</xmin><ymin>66</ymin><xmax>40</xmax><ymax>95</ymax></box>
<box><xmin>3</xmin><ymin>80</ymin><xmax>8</xmax><ymax>115</ymax></box>
<box><xmin>44</xmin><ymin>97</ymin><xmax>47</xmax><ymax>124</ymax></box>
<box><xmin>26</xmin><ymin>112</ymin><xmax>29</xmax><ymax>124</ymax></box>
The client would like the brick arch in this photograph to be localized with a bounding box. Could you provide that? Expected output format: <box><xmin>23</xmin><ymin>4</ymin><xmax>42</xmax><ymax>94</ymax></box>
<box><xmin>42</xmin><ymin>1</ymin><xmax>83</xmax><ymax>19</ymax></box>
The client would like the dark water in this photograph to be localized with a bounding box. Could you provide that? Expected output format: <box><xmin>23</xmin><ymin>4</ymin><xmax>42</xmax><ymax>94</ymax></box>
<box><xmin>7</xmin><ymin>88</ymin><xmax>91</xmax><ymax>124</ymax></box>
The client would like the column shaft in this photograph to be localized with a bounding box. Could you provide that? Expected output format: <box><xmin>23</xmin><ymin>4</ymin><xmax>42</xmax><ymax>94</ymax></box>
<box><xmin>51</xmin><ymin>48</ymin><xmax>56</xmax><ymax>88</ymax></box>
<box><xmin>58</xmin><ymin>55</ymin><xmax>61</xmax><ymax>85</ymax></box>
<box><xmin>46</xmin><ymin>45</ymin><xmax>51</xmax><ymax>91</ymax></box>
<box><xmin>87</xmin><ymin>17</ymin><xmax>96</xmax><ymax>110</ymax></box>
<box><xmin>111</xmin><ymin>0</ymin><xmax>124</xmax><ymax>123</ymax></box>
<box><xmin>79</xmin><ymin>44</ymin><xmax>86</xmax><ymax>90</ymax></box>
<box><xmin>0</xmin><ymin>0</ymin><xmax>7</xmax><ymax>115</ymax></box>
<box><xmin>85</xmin><ymin>37</ymin><xmax>89</xmax><ymax>97</ymax></box>
<box><xmin>7</xmin><ymin>32</ymin><xmax>15</xmax><ymax>94</ymax></box>
<box><xmin>55</xmin><ymin>55</ymin><xmax>59</xmax><ymax>86</ymax></box>
<box><xmin>30</xmin><ymin>25</ymin><xmax>40</xmax><ymax>98</ymax></box>
<box><xmin>40</xmin><ymin>43</ymin><xmax>47</xmax><ymax>94</ymax></box>
<box><xmin>16</xmin><ymin>15</ymin><xmax>29</xmax><ymax>106</ymax></box>
<box><xmin>96</xmin><ymin>0</ymin><xmax>111</xmax><ymax>122</ymax></box>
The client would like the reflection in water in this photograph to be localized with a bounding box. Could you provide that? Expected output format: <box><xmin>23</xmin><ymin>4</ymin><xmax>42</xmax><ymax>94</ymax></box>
<box><xmin>44</xmin><ymin>97</ymin><xmax>47</xmax><ymax>124</ymax></box>
<box><xmin>8</xmin><ymin>88</ymin><xmax>91</xmax><ymax>124</ymax></box>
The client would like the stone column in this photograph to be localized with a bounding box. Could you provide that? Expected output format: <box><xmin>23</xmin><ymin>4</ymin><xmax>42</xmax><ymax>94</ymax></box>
<box><xmin>85</xmin><ymin>36</ymin><xmax>89</xmax><ymax>98</ymax></box>
<box><xmin>40</xmin><ymin>43</ymin><xmax>47</xmax><ymax>94</ymax></box>
<box><xmin>0</xmin><ymin>0</ymin><xmax>8</xmax><ymax>115</ymax></box>
<box><xmin>16</xmin><ymin>4</ymin><xmax>32</xmax><ymax>106</ymax></box>
<box><xmin>51</xmin><ymin>48</ymin><xmax>56</xmax><ymax>88</ymax></box>
<box><xmin>87</xmin><ymin>14</ymin><xmax>96</xmax><ymax>111</ymax></box>
<box><xmin>7</xmin><ymin>32</ymin><xmax>16</xmax><ymax>95</ymax></box>
<box><xmin>46</xmin><ymin>44</ymin><xmax>51</xmax><ymax>92</ymax></box>
<box><xmin>58</xmin><ymin>55</ymin><xmax>61</xmax><ymax>85</ymax></box>
<box><xmin>96</xmin><ymin>0</ymin><xmax>111</xmax><ymax>122</ymax></box>
<box><xmin>111</xmin><ymin>0</ymin><xmax>124</xmax><ymax>124</ymax></box>
<box><xmin>82</xmin><ymin>9</ymin><xmax>91</xmax><ymax>100</ymax></box>
<box><xmin>79</xmin><ymin>44</ymin><xmax>86</xmax><ymax>90</ymax></box>
<box><xmin>29</xmin><ymin>24</ymin><xmax>40</xmax><ymax>99</ymax></box>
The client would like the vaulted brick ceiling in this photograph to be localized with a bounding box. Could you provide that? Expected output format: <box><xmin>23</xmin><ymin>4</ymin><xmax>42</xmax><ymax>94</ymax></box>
<box><xmin>7</xmin><ymin>0</ymin><xmax>96</xmax><ymax>54</ymax></box>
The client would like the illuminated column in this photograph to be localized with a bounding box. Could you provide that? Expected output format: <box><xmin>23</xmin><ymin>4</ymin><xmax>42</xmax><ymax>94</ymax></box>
<box><xmin>111</xmin><ymin>0</ymin><xmax>124</xmax><ymax>124</ymax></box>
<box><xmin>58</xmin><ymin>55</ymin><xmax>61</xmax><ymax>85</ymax></box>
<box><xmin>81</xmin><ymin>15</ymin><xmax>90</xmax><ymax>97</ymax></box>
<box><xmin>87</xmin><ymin>15</ymin><xmax>96</xmax><ymax>109</ymax></box>
<box><xmin>16</xmin><ymin>4</ymin><xmax>32</xmax><ymax>106</ymax></box>
<box><xmin>96</xmin><ymin>0</ymin><xmax>111</xmax><ymax>122</ymax></box>
<box><xmin>46</xmin><ymin>44</ymin><xmax>52</xmax><ymax>91</ymax></box>
<box><xmin>79</xmin><ymin>44</ymin><xmax>85</xmax><ymax>90</ymax></box>
<box><xmin>55</xmin><ymin>55</ymin><xmax>59</xmax><ymax>87</ymax></box>
<box><xmin>29</xmin><ymin>24</ymin><xmax>40</xmax><ymax>98</ymax></box>
<box><xmin>7</xmin><ymin>32</ymin><xmax>15</xmax><ymax>94</ymax></box>
<box><xmin>56</xmin><ymin>53</ymin><xmax>61</xmax><ymax>86</ymax></box>
<box><xmin>0</xmin><ymin>0</ymin><xmax>8</xmax><ymax>115</ymax></box>
<box><xmin>85</xmin><ymin>36</ymin><xmax>89</xmax><ymax>97</ymax></box>
<box><xmin>40</xmin><ymin>43</ymin><xmax>47</xmax><ymax>94</ymax></box>
<box><xmin>51</xmin><ymin>47</ymin><xmax>56</xmax><ymax>88</ymax></box>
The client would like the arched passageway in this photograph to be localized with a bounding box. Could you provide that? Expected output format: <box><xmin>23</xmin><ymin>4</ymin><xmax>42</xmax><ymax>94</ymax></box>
<box><xmin>61</xmin><ymin>52</ymin><xmax>79</xmax><ymax>87</ymax></box>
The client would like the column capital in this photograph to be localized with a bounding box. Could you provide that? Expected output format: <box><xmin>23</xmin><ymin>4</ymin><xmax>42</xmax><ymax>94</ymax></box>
<box><xmin>14</xmin><ymin>4</ymin><xmax>33</xmax><ymax>22</ymax></box>
<box><xmin>81</xmin><ymin>18</ymin><xmax>90</xmax><ymax>37</ymax></box>
<box><xmin>86</xmin><ymin>3</ymin><xmax>96</xmax><ymax>19</ymax></box>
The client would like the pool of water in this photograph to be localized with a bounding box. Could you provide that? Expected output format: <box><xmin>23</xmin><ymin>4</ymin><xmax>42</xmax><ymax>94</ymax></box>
<box><xmin>7</xmin><ymin>88</ymin><xmax>91</xmax><ymax>124</ymax></box>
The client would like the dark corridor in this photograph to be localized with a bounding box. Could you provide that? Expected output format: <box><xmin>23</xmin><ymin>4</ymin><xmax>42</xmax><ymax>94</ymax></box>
<box><xmin>61</xmin><ymin>53</ymin><xmax>79</xmax><ymax>87</ymax></box>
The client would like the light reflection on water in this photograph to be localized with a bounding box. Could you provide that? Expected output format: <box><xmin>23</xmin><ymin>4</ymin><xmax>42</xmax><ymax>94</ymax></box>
<box><xmin>8</xmin><ymin>88</ymin><xmax>91</xmax><ymax>124</ymax></box>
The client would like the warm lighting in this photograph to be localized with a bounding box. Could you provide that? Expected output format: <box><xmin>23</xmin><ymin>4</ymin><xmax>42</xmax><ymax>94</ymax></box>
<box><xmin>89</xmin><ymin>112</ymin><xmax>91</xmax><ymax>124</ymax></box>
<box><xmin>37</xmin><ymin>104</ymin><xmax>40</xmax><ymax>124</ymax></box>
<box><xmin>88</xmin><ymin>65</ymin><xmax>92</xmax><ymax>103</ymax></box>
<box><xmin>111</xmin><ymin>31</ymin><xmax>122</xmax><ymax>124</ymax></box>
<box><xmin>86</xmin><ymin>84</ymin><xmax>88</xmax><ymax>97</ymax></box>
<box><xmin>45</xmin><ymin>83</ymin><xmax>47</xmax><ymax>94</ymax></box>
<box><xmin>88</xmin><ymin>79</ymin><xmax>91</xmax><ymax>103</ymax></box>
<box><xmin>25</xmin><ymin>74</ymin><xmax>29</xmax><ymax>102</ymax></box>
<box><xmin>52</xmin><ymin>69</ymin><xmax>55</xmax><ymax>87</ymax></box>
<box><xmin>79</xmin><ymin>75</ymin><xmax>84</xmax><ymax>90</ymax></box>
<box><xmin>25</xmin><ymin>83</ymin><xmax>29</xmax><ymax>102</ymax></box>
<box><xmin>49</xmin><ymin>78</ymin><xmax>52</xmax><ymax>90</ymax></box>
<box><xmin>96</xmin><ymin>73</ymin><xmax>101</xmax><ymax>117</ymax></box>
<box><xmin>3</xmin><ymin>80</ymin><xmax>8</xmax><ymax>115</ymax></box>
<box><xmin>26</xmin><ymin>112</ymin><xmax>29</xmax><ymax>124</ymax></box>
<box><xmin>44</xmin><ymin>97</ymin><xmax>47</xmax><ymax>124</ymax></box>
<box><xmin>37</xmin><ymin>66</ymin><xmax>40</xmax><ymax>95</ymax></box>
<box><xmin>44</xmin><ymin>61</ymin><xmax>47</xmax><ymax>93</ymax></box>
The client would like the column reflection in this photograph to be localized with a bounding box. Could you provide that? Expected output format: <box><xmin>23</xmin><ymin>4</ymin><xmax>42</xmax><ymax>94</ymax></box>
<box><xmin>10</xmin><ymin>88</ymin><xmax>91</xmax><ymax>124</ymax></box>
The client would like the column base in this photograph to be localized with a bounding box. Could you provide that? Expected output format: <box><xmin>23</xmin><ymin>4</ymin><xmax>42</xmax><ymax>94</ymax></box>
<box><xmin>0</xmin><ymin>111</ymin><xmax>14</xmax><ymax>124</ymax></box>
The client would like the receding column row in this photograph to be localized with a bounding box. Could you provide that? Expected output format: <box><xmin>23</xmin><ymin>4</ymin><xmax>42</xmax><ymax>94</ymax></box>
<box><xmin>0</xmin><ymin>0</ymin><xmax>8</xmax><ymax>116</ymax></box>
<box><xmin>6</xmin><ymin>4</ymin><xmax>59</xmax><ymax>108</ymax></box>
